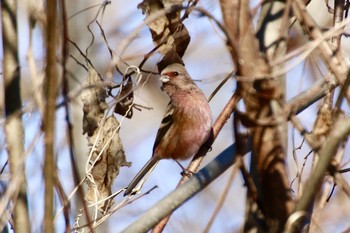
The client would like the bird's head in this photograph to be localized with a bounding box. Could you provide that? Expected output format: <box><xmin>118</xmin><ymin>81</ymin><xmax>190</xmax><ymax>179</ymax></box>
<box><xmin>159</xmin><ymin>63</ymin><xmax>195</xmax><ymax>91</ymax></box>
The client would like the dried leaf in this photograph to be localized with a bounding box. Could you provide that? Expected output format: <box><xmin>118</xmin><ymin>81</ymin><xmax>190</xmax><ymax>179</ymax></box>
<box><xmin>85</xmin><ymin>116</ymin><xmax>131</xmax><ymax>212</ymax></box>
<box><xmin>114</xmin><ymin>76</ymin><xmax>134</xmax><ymax>118</ymax></box>
<box><xmin>138</xmin><ymin>0</ymin><xmax>190</xmax><ymax>57</ymax></box>
<box><xmin>81</xmin><ymin>68</ymin><xmax>108</xmax><ymax>136</ymax></box>
<box><xmin>81</xmin><ymin>67</ymin><xmax>130</xmax><ymax>212</ymax></box>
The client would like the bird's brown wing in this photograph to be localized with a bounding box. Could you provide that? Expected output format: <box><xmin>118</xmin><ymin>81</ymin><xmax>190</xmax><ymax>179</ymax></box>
<box><xmin>152</xmin><ymin>101</ymin><xmax>174</xmax><ymax>154</ymax></box>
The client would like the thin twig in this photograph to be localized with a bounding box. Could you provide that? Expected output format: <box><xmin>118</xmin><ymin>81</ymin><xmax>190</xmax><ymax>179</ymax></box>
<box><xmin>60</xmin><ymin>0</ymin><xmax>94</xmax><ymax>231</ymax></box>
<box><xmin>203</xmin><ymin>161</ymin><xmax>240</xmax><ymax>233</ymax></box>
<box><xmin>289</xmin><ymin>116</ymin><xmax>350</xmax><ymax>232</ymax></box>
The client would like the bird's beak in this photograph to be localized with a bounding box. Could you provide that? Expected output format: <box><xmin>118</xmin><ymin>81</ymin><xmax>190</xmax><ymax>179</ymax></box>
<box><xmin>160</xmin><ymin>75</ymin><xmax>170</xmax><ymax>83</ymax></box>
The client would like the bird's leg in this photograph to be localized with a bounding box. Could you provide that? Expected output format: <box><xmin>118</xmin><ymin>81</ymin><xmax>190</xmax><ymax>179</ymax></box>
<box><xmin>175</xmin><ymin>160</ymin><xmax>194</xmax><ymax>177</ymax></box>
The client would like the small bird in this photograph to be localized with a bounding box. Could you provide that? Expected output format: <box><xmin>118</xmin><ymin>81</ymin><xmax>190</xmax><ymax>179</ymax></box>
<box><xmin>124</xmin><ymin>63</ymin><xmax>212</xmax><ymax>195</ymax></box>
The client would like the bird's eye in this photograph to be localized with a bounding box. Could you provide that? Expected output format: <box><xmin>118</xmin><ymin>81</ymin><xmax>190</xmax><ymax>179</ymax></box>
<box><xmin>173</xmin><ymin>71</ymin><xmax>179</xmax><ymax>76</ymax></box>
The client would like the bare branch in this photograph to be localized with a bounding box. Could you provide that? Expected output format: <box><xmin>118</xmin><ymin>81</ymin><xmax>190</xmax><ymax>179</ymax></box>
<box><xmin>1</xmin><ymin>0</ymin><xmax>30</xmax><ymax>231</ymax></box>
<box><xmin>288</xmin><ymin>115</ymin><xmax>350</xmax><ymax>232</ymax></box>
<box><xmin>43</xmin><ymin>0</ymin><xmax>58</xmax><ymax>232</ymax></box>
<box><xmin>122</xmin><ymin>143</ymin><xmax>248</xmax><ymax>233</ymax></box>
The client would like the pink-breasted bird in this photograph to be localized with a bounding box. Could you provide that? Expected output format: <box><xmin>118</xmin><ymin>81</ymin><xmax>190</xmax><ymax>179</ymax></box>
<box><xmin>124</xmin><ymin>63</ymin><xmax>212</xmax><ymax>195</ymax></box>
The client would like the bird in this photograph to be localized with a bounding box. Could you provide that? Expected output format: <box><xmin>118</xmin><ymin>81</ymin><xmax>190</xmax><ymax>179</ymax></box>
<box><xmin>124</xmin><ymin>63</ymin><xmax>212</xmax><ymax>196</ymax></box>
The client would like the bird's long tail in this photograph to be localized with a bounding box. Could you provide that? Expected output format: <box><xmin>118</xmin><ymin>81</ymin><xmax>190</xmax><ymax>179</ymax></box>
<box><xmin>124</xmin><ymin>156</ymin><xmax>160</xmax><ymax>196</ymax></box>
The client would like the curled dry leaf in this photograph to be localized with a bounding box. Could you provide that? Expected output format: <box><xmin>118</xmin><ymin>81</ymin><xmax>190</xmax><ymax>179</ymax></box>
<box><xmin>312</xmin><ymin>105</ymin><xmax>334</xmax><ymax>140</ymax></box>
<box><xmin>81</xmin><ymin>67</ymin><xmax>131</xmax><ymax>212</ymax></box>
<box><xmin>85</xmin><ymin>116</ymin><xmax>130</xmax><ymax>212</ymax></box>
<box><xmin>138</xmin><ymin>0</ymin><xmax>190</xmax><ymax>58</ymax></box>
<box><xmin>81</xmin><ymin>68</ymin><xmax>108</xmax><ymax>136</ymax></box>
<box><xmin>114</xmin><ymin>76</ymin><xmax>134</xmax><ymax>119</ymax></box>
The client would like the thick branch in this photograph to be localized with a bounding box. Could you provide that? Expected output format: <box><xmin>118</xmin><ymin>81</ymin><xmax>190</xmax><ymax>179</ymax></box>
<box><xmin>122</xmin><ymin>143</ymin><xmax>246</xmax><ymax>233</ymax></box>
<box><xmin>1</xmin><ymin>0</ymin><xmax>30</xmax><ymax>232</ymax></box>
<box><xmin>44</xmin><ymin>0</ymin><xmax>58</xmax><ymax>232</ymax></box>
<box><xmin>246</xmin><ymin>1</ymin><xmax>293</xmax><ymax>232</ymax></box>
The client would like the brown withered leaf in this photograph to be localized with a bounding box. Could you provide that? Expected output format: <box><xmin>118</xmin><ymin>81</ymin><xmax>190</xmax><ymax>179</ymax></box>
<box><xmin>81</xmin><ymin>67</ymin><xmax>130</xmax><ymax>212</ymax></box>
<box><xmin>138</xmin><ymin>0</ymin><xmax>190</xmax><ymax>57</ymax></box>
<box><xmin>81</xmin><ymin>68</ymin><xmax>108</xmax><ymax>136</ymax></box>
<box><xmin>312</xmin><ymin>104</ymin><xmax>333</xmax><ymax>139</ymax></box>
<box><xmin>157</xmin><ymin>48</ymin><xmax>184</xmax><ymax>72</ymax></box>
<box><xmin>167</xmin><ymin>22</ymin><xmax>190</xmax><ymax>57</ymax></box>
<box><xmin>114</xmin><ymin>75</ymin><xmax>134</xmax><ymax>119</ymax></box>
<box><xmin>85</xmin><ymin>116</ymin><xmax>131</xmax><ymax>212</ymax></box>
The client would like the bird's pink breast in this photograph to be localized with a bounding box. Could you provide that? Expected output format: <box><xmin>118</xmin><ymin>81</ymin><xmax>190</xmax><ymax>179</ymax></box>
<box><xmin>155</xmin><ymin>96</ymin><xmax>212</xmax><ymax>160</ymax></box>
